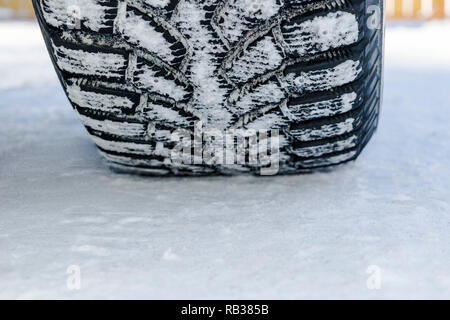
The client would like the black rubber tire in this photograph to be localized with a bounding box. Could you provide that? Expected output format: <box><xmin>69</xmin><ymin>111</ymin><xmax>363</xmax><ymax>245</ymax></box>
<box><xmin>33</xmin><ymin>0</ymin><xmax>384</xmax><ymax>176</ymax></box>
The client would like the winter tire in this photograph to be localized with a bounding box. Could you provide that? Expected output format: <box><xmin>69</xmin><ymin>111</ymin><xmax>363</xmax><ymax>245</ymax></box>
<box><xmin>33</xmin><ymin>0</ymin><xmax>384</xmax><ymax>175</ymax></box>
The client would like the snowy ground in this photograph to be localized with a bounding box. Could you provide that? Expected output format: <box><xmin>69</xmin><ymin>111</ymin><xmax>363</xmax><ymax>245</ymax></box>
<box><xmin>0</xmin><ymin>20</ymin><xmax>449</xmax><ymax>300</ymax></box>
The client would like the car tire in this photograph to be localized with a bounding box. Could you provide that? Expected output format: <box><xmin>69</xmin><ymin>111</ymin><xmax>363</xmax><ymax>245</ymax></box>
<box><xmin>33</xmin><ymin>0</ymin><xmax>384</xmax><ymax>175</ymax></box>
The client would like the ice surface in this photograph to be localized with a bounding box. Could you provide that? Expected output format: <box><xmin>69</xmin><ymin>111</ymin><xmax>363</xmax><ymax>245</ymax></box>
<box><xmin>0</xmin><ymin>21</ymin><xmax>449</xmax><ymax>299</ymax></box>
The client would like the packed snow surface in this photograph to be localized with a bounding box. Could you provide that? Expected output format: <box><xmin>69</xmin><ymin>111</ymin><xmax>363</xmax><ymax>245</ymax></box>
<box><xmin>1</xmin><ymin>20</ymin><xmax>450</xmax><ymax>299</ymax></box>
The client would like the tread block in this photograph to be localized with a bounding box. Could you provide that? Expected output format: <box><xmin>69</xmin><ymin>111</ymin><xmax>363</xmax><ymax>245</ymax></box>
<box><xmin>41</xmin><ymin>0</ymin><xmax>117</xmax><ymax>32</ymax></box>
<box><xmin>290</xmin><ymin>110</ymin><xmax>363</xmax><ymax>142</ymax></box>
<box><xmin>90</xmin><ymin>134</ymin><xmax>154</xmax><ymax>155</ymax></box>
<box><xmin>291</xmin><ymin>134</ymin><xmax>358</xmax><ymax>158</ymax></box>
<box><xmin>227</xmin><ymin>35</ymin><xmax>283</xmax><ymax>84</ymax></box>
<box><xmin>141</xmin><ymin>99</ymin><xmax>196</xmax><ymax>128</ymax></box>
<box><xmin>218</xmin><ymin>0</ymin><xmax>283</xmax><ymax>45</ymax></box>
<box><xmin>288</xmin><ymin>90</ymin><xmax>360</xmax><ymax>121</ymax></box>
<box><xmin>67</xmin><ymin>82</ymin><xmax>140</xmax><ymax>115</ymax></box>
<box><xmin>132</xmin><ymin>57</ymin><xmax>192</xmax><ymax>102</ymax></box>
<box><xmin>33</xmin><ymin>0</ymin><xmax>384</xmax><ymax>175</ymax></box>
<box><xmin>77</xmin><ymin>112</ymin><xmax>148</xmax><ymax>138</ymax></box>
<box><xmin>300</xmin><ymin>149</ymin><xmax>357</xmax><ymax>168</ymax></box>
<box><xmin>114</xmin><ymin>3</ymin><xmax>187</xmax><ymax>67</ymax></box>
<box><xmin>99</xmin><ymin>150</ymin><xmax>166</xmax><ymax>169</ymax></box>
<box><xmin>284</xmin><ymin>59</ymin><xmax>362</xmax><ymax>94</ymax></box>
<box><xmin>141</xmin><ymin>0</ymin><xmax>180</xmax><ymax>18</ymax></box>
<box><xmin>281</xmin><ymin>10</ymin><xmax>359</xmax><ymax>57</ymax></box>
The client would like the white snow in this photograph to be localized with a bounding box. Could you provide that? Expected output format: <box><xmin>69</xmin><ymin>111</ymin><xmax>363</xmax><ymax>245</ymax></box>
<box><xmin>1</xmin><ymin>20</ymin><xmax>450</xmax><ymax>299</ymax></box>
<box><xmin>386</xmin><ymin>21</ymin><xmax>450</xmax><ymax>70</ymax></box>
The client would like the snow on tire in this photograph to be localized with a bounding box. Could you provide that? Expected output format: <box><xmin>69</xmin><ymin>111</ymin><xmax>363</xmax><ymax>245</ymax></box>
<box><xmin>33</xmin><ymin>0</ymin><xmax>384</xmax><ymax>175</ymax></box>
